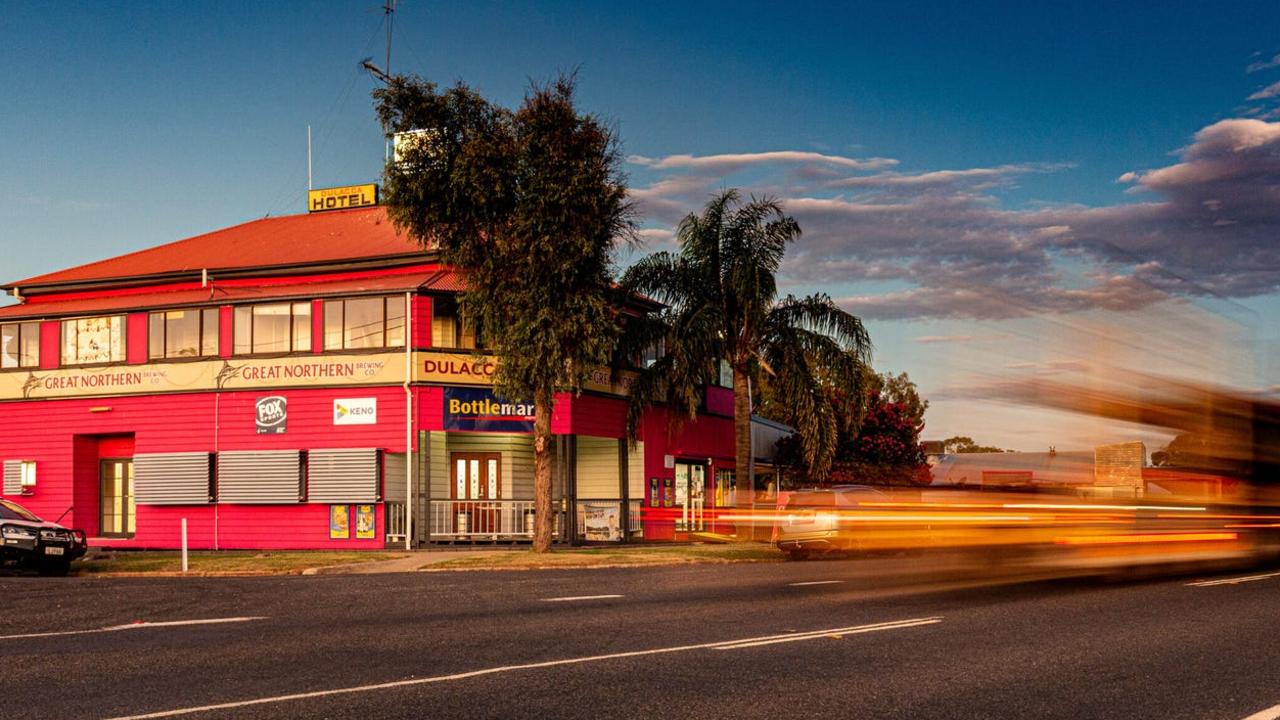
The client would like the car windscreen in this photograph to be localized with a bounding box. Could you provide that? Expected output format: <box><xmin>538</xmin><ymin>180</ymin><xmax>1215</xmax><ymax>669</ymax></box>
<box><xmin>0</xmin><ymin>500</ymin><xmax>41</xmax><ymax>522</ymax></box>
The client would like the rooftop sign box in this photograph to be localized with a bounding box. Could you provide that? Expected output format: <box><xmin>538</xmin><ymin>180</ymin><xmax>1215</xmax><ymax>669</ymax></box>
<box><xmin>308</xmin><ymin>184</ymin><xmax>378</xmax><ymax>213</ymax></box>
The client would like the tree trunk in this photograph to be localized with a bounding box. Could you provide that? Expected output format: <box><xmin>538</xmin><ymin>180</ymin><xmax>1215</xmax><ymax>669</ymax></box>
<box><xmin>733</xmin><ymin>365</ymin><xmax>753</xmax><ymax>509</ymax></box>
<box><xmin>532</xmin><ymin>389</ymin><xmax>554</xmax><ymax>553</ymax></box>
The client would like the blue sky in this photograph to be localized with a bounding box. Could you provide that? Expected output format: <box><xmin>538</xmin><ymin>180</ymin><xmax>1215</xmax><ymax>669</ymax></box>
<box><xmin>4</xmin><ymin>1</ymin><xmax>1280</xmax><ymax>450</ymax></box>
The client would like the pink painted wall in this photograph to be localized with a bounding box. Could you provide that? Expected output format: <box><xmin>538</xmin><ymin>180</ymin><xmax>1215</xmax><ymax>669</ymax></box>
<box><xmin>0</xmin><ymin>387</ymin><xmax>410</xmax><ymax>549</ymax></box>
<box><xmin>705</xmin><ymin>385</ymin><xmax>734</xmax><ymax>417</ymax></box>
<box><xmin>126</xmin><ymin>313</ymin><xmax>148</xmax><ymax>364</ymax></box>
<box><xmin>39</xmin><ymin>320</ymin><xmax>60</xmax><ymax>369</ymax></box>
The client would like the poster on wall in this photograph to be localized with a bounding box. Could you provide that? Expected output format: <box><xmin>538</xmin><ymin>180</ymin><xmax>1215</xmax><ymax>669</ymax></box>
<box><xmin>649</xmin><ymin>477</ymin><xmax>660</xmax><ymax>507</ymax></box>
<box><xmin>442</xmin><ymin>387</ymin><xmax>535</xmax><ymax>432</ymax></box>
<box><xmin>355</xmin><ymin>504</ymin><xmax>376</xmax><ymax>539</ymax></box>
<box><xmin>329</xmin><ymin>505</ymin><xmax>350</xmax><ymax>539</ymax></box>
<box><xmin>256</xmin><ymin>396</ymin><xmax>288</xmax><ymax>434</ymax></box>
<box><xmin>583</xmin><ymin>503</ymin><xmax>621</xmax><ymax>542</ymax></box>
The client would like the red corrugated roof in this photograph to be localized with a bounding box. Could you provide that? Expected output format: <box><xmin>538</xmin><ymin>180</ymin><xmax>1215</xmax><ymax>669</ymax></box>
<box><xmin>0</xmin><ymin>272</ymin><xmax>440</xmax><ymax>320</ymax></box>
<box><xmin>8</xmin><ymin>206</ymin><xmax>427</xmax><ymax>290</ymax></box>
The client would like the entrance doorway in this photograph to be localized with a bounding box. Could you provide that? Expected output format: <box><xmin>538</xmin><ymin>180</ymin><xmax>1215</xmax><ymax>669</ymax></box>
<box><xmin>450</xmin><ymin>452</ymin><xmax>502</xmax><ymax>534</ymax></box>
<box><xmin>674</xmin><ymin>461</ymin><xmax>706</xmax><ymax>531</ymax></box>
<box><xmin>99</xmin><ymin>458</ymin><xmax>135</xmax><ymax>537</ymax></box>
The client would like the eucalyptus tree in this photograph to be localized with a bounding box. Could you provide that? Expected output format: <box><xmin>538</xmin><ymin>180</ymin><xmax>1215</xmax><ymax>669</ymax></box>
<box><xmin>622</xmin><ymin>190</ymin><xmax>872</xmax><ymax>491</ymax></box>
<box><xmin>375</xmin><ymin>74</ymin><xmax>634</xmax><ymax>552</ymax></box>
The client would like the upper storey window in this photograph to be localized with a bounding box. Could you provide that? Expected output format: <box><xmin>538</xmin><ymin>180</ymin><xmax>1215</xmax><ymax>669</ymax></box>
<box><xmin>61</xmin><ymin>315</ymin><xmax>125</xmax><ymax>366</ymax></box>
<box><xmin>0</xmin><ymin>322</ymin><xmax>39</xmax><ymax>369</ymax></box>
<box><xmin>233</xmin><ymin>303</ymin><xmax>312</xmax><ymax>355</ymax></box>
<box><xmin>430</xmin><ymin>295</ymin><xmax>482</xmax><ymax>349</ymax></box>
<box><xmin>323</xmin><ymin>297</ymin><xmax>405</xmax><ymax>351</ymax></box>
<box><xmin>148</xmin><ymin>308</ymin><xmax>219</xmax><ymax>359</ymax></box>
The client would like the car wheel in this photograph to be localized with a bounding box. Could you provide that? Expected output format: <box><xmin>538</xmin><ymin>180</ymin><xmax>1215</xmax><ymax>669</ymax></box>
<box><xmin>787</xmin><ymin>549</ymin><xmax>811</xmax><ymax>561</ymax></box>
<box><xmin>38</xmin><ymin>559</ymin><xmax>70</xmax><ymax>577</ymax></box>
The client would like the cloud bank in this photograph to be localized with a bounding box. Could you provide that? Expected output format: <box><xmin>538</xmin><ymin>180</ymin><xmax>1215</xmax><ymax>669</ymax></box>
<box><xmin>627</xmin><ymin>118</ymin><xmax>1280</xmax><ymax>321</ymax></box>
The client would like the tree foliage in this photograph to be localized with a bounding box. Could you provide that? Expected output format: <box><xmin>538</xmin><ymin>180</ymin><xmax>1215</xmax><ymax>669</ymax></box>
<box><xmin>943</xmin><ymin>436</ymin><xmax>1009</xmax><ymax>454</ymax></box>
<box><xmin>620</xmin><ymin>190</ymin><xmax>871</xmax><ymax>482</ymax></box>
<box><xmin>375</xmin><ymin>74</ymin><xmax>634</xmax><ymax>551</ymax></box>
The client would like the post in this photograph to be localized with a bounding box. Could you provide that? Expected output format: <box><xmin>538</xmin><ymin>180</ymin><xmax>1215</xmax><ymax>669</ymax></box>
<box><xmin>618</xmin><ymin>438</ymin><xmax>630</xmax><ymax>543</ymax></box>
<box><xmin>180</xmin><ymin>518</ymin><xmax>189</xmax><ymax>573</ymax></box>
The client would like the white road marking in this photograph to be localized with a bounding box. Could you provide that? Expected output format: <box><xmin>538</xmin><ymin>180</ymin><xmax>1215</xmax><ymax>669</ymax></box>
<box><xmin>103</xmin><ymin>616</ymin><xmax>943</xmax><ymax>720</ymax></box>
<box><xmin>1187</xmin><ymin>571</ymin><xmax>1280</xmax><ymax>587</ymax></box>
<box><xmin>539</xmin><ymin>594</ymin><xmax>624</xmax><ymax>602</ymax></box>
<box><xmin>0</xmin><ymin>616</ymin><xmax>267</xmax><ymax>641</ymax></box>
<box><xmin>1242</xmin><ymin>703</ymin><xmax>1280</xmax><ymax>720</ymax></box>
<box><xmin>787</xmin><ymin>580</ymin><xmax>844</xmax><ymax>587</ymax></box>
<box><xmin>714</xmin><ymin>618</ymin><xmax>941</xmax><ymax>650</ymax></box>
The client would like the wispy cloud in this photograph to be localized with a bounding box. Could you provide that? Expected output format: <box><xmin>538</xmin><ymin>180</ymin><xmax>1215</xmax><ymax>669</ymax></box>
<box><xmin>1247</xmin><ymin>80</ymin><xmax>1280</xmax><ymax>100</ymax></box>
<box><xmin>914</xmin><ymin>335</ymin><xmax>975</xmax><ymax>344</ymax></box>
<box><xmin>1247</xmin><ymin>52</ymin><xmax>1280</xmax><ymax>73</ymax></box>
<box><xmin>628</xmin><ymin>151</ymin><xmax>897</xmax><ymax>173</ymax></box>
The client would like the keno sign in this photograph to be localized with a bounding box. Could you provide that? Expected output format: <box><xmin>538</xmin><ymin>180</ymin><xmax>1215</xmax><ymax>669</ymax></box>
<box><xmin>334</xmin><ymin>398</ymin><xmax>378</xmax><ymax>426</ymax></box>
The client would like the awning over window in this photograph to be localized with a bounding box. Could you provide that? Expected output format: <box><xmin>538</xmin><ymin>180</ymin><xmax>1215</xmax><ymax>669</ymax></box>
<box><xmin>134</xmin><ymin>452</ymin><xmax>213</xmax><ymax>505</ymax></box>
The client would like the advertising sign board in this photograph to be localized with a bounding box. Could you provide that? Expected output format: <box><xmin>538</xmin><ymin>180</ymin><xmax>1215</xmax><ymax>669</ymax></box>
<box><xmin>442</xmin><ymin>387</ymin><xmax>535</xmax><ymax>432</ymax></box>
<box><xmin>334</xmin><ymin>397</ymin><xmax>378</xmax><ymax>425</ymax></box>
<box><xmin>256</xmin><ymin>396</ymin><xmax>287</xmax><ymax>434</ymax></box>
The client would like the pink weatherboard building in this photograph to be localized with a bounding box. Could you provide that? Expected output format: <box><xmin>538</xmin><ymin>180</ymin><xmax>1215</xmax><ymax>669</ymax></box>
<box><xmin>0</xmin><ymin>205</ymin><xmax>751</xmax><ymax>549</ymax></box>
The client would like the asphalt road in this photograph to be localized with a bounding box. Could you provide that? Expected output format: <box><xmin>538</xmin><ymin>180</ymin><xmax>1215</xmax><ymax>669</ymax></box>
<box><xmin>1</xmin><ymin>559</ymin><xmax>1278</xmax><ymax>720</ymax></box>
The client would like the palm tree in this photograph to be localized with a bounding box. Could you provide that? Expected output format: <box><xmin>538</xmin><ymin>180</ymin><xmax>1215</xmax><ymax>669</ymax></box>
<box><xmin>621</xmin><ymin>189</ymin><xmax>872</xmax><ymax>496</ymax></box>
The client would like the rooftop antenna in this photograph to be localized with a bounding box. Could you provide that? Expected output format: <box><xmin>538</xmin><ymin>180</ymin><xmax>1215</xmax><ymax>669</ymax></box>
<box><xmin>360</xmin><ymin>1</ymin><xmax>397</xmax><ymax>161</ymax></box>
<box><xmin>307</xmin><ymin>124</ymin><xmax>313</xmax><ymax>191</ymax></box>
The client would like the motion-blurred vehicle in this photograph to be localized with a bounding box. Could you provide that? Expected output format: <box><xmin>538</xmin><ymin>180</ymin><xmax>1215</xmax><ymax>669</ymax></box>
<box><xmin>0</xmin><ymin>499</ymin><xmax>87</xmax><ymax>576</ymax></box>
<box><xmin>775</xmin><ymin>485</ymin><xmax>889</xmax><ymax>559</ymax></box>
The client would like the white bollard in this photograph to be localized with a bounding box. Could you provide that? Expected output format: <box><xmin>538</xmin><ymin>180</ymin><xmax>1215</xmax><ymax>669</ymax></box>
<box><xmin>181</xmin><ymin>518</ymin><xmax>189</xmax><ymax>573</ymax></box>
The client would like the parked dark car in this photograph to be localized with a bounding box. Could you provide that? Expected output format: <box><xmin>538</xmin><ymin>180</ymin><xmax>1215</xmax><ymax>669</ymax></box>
<box><xmin>0</xmin><ymin>499</ymin><xmax>87</xmax><ymax>575</ymax></box>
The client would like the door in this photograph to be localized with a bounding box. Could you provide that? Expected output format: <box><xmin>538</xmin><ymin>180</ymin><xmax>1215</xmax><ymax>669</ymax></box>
<box><xmin>99</xmin><ymin>459</ymin><xmax>135</xmax><ymax>537</ymax></box>
<box><xmin>450</xmin><ymin>453</ymin><xmax>502</xmax><ymax>534</ymax></box>
<box><xmin>674</xmin><ymin>461</ymin><xmax>707</xmax><ymax>531</ymax></box>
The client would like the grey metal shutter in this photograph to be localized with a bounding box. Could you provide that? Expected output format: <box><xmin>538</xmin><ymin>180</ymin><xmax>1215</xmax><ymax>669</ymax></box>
<box><xmin>308</xmin><ymin>448</ymin><xmax>380</xmax><ymax>503</ymax></box>
<box><xmin>218</xmin><ymin>450</ymin><xmax>302</xmax><ymax>504</ymax></box>
<box><xmin>134</xmin><ymin>452</ymin><xmax>212</xmax><ymax>505</ymax></box>
<box><xmin>2</xmin><ymin>460</ymin><xmax>21</xmax><ymax>495</ymax></box>
<box><xmin>383</xmin><ymin>453</ymin><xmax>407</xmax><ymax>503</ymax></box>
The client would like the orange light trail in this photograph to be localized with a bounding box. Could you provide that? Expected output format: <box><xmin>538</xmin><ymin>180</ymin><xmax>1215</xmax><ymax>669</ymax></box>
<box><xmin>1053</xmin><ymin>532</ymin><xmax>1237</xmax><ymax>546</ymax></box>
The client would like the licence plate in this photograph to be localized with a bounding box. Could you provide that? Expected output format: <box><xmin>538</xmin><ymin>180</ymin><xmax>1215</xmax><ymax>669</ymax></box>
<box><xmin>44</xmin><ymin>546</ymin><xmax>64</xmax><ymax>556</ymax></box>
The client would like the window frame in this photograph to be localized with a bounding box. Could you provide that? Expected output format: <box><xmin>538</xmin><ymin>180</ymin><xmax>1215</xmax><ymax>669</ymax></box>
<box><xmin>0</xmin><ymin>321</ymin><xmax>41</xmax><ymax>371</ymax></box>
<box><xmin>231</xmin><ymin>302</ymin><xmax>313</xmax><ymax>357</ymax></box>
<box><xmin>60</xmin><ymin>314</ymin><xmax>127</xmax><ymax>368</ymax></box>
<box><xmin>428</xmin><ymin>294</ymin><xmax>482</xmax><ymax>350</ymax></box>
<box><xmin>147</xmin><ymin>307</ymin><xmax>221</xmax><ymax>361</ymax></box>
<box><xmin>323</xmin><ymin>295</ymin><xmax>407</xmax><ymax>352</ymax></box>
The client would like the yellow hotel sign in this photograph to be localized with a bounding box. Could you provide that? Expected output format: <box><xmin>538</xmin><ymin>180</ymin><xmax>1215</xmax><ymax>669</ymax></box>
<box><xmin>308</xmin><ymin>184</ymin><xmax>378</xmax><ymax>213</ymax></box>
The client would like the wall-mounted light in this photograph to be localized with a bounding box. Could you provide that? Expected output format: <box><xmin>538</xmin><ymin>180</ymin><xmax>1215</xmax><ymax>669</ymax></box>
<box><xmin>89</xmin><ymin>406</ymin><xmax>112</xmax><ymax>413</ymax></box>
<box><xmin>19</xmin><ymin>460</ymin><xmax>36</xmax><ymax>492</ymax></box>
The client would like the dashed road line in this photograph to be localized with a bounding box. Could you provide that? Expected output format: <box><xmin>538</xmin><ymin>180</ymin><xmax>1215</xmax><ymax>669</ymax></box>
<box><xmin>1242</xmin><ymin>702</ymin><xmax>1280</xmax><ymax>720</ymax></box>
<box><xmin>1187</xmin><ymin>571</ymin><xmax>1280</xmax><ymax>587</ymax></box>
<box><xmin>103</xmin><ymin>616</ymin><xmax>944</xmax><ymax>720</ymax></box>
<box><xmin>0</xmin><ymin>616</ymin><xmax>268</xmax><ymax>641</ymax></box>
<box><xmin>787</xmin><ymin>580</ymin><xmax>844</xmax><ymax>587</ymax></box>
<box><xmin>539</xmin><ymin>594</ymin><xmax>624</xmax><ymax>602</ymax></box>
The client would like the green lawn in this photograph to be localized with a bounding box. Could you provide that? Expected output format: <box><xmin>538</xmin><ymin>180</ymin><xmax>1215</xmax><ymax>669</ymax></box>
<box><xmin>424</xmin><ymin>543</ymin><xmax>784</xmax><ymax>571</ymax></box>
<box><xmin>74</xmin><ymin>550</ymin><xmax>409</xmax><ymax>576</ymax></box>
